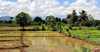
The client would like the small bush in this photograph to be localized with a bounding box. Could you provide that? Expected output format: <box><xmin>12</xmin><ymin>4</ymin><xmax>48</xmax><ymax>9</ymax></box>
<box><xmin>67</xmin><ymin>24</ymin><xmax>73</xmax><ymax>30</ymax></box>
<box><xmin>81</xmin><ymin>46</ymin><xmax>91</xmax><ymax>52</ymax></box>
<box><xmin>42</xmin><ymin>26</ymin><xmax>45</xmax><ymax>31</ymax></box>
<box><xmin>96</xmin><ymin>26</ymin><xmax>100</xmax><ymax>30</ymax></box>
<box><xmin>89</xmin><ymin>27</ymin><xmax>96</xmax><ymax>30</ymax></box>
<box><xmin>0</xmin><ymin>24</ymin><xmax>20</xmax><ymax>27</ymax></box>
<box><xmin>43</xmin><ymin>25</ymin><xmax>51</xmax><ymax>31</ymax></box>
<box><xmin>33</xmin><ymin>26</ymin><xmax>40</xmax><ymax>31</ymax></box>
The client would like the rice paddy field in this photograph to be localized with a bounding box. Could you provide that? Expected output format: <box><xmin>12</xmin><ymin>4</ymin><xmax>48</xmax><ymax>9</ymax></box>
<box><xmin>0</xmin><ymin>31</ymin><xmax>99</xmax><ymax>52</ymax></box>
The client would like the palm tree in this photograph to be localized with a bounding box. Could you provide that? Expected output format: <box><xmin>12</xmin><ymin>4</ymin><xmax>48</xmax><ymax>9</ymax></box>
<box><xmin>77</xmin><ymin>10</ymin><xmax>89</xmax><ymax>26</ymax></box>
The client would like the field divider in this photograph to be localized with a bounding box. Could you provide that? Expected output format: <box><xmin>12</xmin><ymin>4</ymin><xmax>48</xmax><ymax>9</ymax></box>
<box><xmin>0</xmin><ymin>36</ymin><xmax>20</xmax><ymax>37</ymax></box>
<box><xmin>0</xmin><ymin>45</ymin><xmax>28</xmax><ymax>50</ymax></box>
<box><xmin>0</xmin><ymin>40</ymin><xmax>20</xmax><ymax>42</ymax></box>
<box><xmin>0</xmin><ymin>36</ymin><xmax>66</xmax><ymax>37</ymax></box>
<box><xmin>23</xmin><ymin>36</ymin><xmax>66</xmax><ymax>37</ymax></box>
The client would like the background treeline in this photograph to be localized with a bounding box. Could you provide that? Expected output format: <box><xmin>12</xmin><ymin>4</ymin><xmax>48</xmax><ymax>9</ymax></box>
<box><xmin>0</xmin><ymin>10</ymin><xmax>100</xmax><ymax>29</ymax></box>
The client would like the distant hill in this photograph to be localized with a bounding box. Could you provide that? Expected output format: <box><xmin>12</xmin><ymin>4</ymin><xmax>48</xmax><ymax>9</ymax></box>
<box><xmin>0</xmin><ymin>16</ymin><xmax>15</xmax><ymax>21</ymax></box>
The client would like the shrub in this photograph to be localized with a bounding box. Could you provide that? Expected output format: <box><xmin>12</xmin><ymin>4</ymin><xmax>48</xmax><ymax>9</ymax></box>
<box><xmin>0</xmin><ymin>24</ymin><xmax>20</xmax><ymax>27</ymax></box>
<box><xmin>81</xmin><ymin>46</ymin><xmax>91</xmax><ymax>52</ymax></box>
<box><xmin>96</xmin><ymin>26</ymin><xmax>100</xmax><ymax>30</ymax></box>
<box><xmin>67</xmin><ymin>24</ymin><xmax>73</xmax><ymax>30</ymax></box>
<box><xmin>42</xmin><ymin>26</ymin><xmax>45</xmax><ymax>31</ymax></box>
<box><xmin>89</xmin><ymin>27</ymin><xmax>96</xmax><ymax>30</ymax></box>
<box><xmin>33</xmin><ymin>26</ymin><xmax>40</xmax><ymax>31</ymax></box>
<box><xmin>76</xmin><ymin>46</ymin><xmax>91</xmax><ymax>52</ymax></box>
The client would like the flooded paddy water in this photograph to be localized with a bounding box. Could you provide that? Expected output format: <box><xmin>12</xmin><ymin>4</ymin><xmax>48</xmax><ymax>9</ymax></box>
<box><xmin>0</xmin><ymin>31</ymin><xmax>99</xmax><ymax>52</ymax></box>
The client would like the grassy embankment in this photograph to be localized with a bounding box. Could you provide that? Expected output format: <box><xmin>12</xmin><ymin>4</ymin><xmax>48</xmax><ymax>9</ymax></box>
<box><xmin>0</xmin><ymin>24</ymin><xmax>20</xmax><ymax>27</ymax></box>
<box><xmin>69</xmin><ymin>30</ymin><xmax>100</xmax><ymax>44</ymax></box>
<box><xmin>62</xmin><ymin>26</ymin><xmax>100</xmax><ymax>44</ymax></box>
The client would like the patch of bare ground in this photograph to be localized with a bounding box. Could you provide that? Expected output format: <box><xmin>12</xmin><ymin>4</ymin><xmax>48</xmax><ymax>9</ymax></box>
<box><xmin>92</xmin><ymin>48</ymin><xmax>100</xmax><ymax>52</ymax></box>
<box><xmin>0</xmin><ymin>27</ymin><xmax>33</xmax><ymax>31</ymax></box>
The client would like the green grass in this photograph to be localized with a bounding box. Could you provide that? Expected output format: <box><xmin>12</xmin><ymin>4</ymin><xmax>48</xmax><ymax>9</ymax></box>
<box><xmin>0</xmin><ymin>24</ymin><xmax>34</xmax><ymax>27</ymax></box>
<box><xmin>0</xmin><ymin>24</ymin><xmax>20</xmax><ymax>27</ymax></box>
<box><xmin>68</xmin><ymin>30</ymin><xmax>100</xmax><ymax>44</ymax></box>
<box><xmin>75</xmin><ymin>46</ymin><xmax>91</xmax><ymax>52</ymax></box>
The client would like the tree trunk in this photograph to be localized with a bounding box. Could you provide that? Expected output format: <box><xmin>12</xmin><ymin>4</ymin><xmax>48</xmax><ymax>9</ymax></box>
<box><xmin>23</xmin><ymin>26</ymin><xmax>24</xmax><ymax>30</ymax></box>
<box><xmin>66</xmin><ymin>29</ymin><xmax>71</xmax><ymax>37</ymax></box>
<box><xmin>68</xmin><ymin>33</ymin><xmax>71</xmax><ymax>37</ymax></box>
<box><xmin>22</xmin><ymin>26</ymin><xmax>25</xmax><ymax>31</ymax></box>
<box><xmin>60</xmin><ymin>25</ymin><xmax>62</xmax><ymax>33</ymax></box>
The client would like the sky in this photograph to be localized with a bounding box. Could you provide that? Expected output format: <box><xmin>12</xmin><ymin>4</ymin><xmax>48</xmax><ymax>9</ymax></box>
<box><xmin>0</xmin><ymin>0</ymin><xmax>100</xmax><ymax>20</ymax></box>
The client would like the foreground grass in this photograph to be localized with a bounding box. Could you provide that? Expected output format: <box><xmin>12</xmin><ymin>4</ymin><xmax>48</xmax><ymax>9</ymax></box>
<box><xmin>68</xmin><ymin>30</ymin><xmax>100</xmax><ymax>44</ymax></box>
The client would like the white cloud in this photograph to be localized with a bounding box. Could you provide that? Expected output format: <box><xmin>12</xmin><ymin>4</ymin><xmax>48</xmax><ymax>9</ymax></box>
<box><xmin>0</xmin><ymin>0</ymin><xmax>100</xmax><ymax>20</ymax></box>
<box><xmin>64</xmin><ymin>0</ymin><xmax>100</xmax><ymax>20</ymax></box>
<box><xmin>0</xmin><ymin>0</ymin><xmax>63</xmax><ymax>17</ymax></box>
<box><xmin>17</xmin><ymin>0</ymin><xmax>29</xmax><ymax>3</ymax></box>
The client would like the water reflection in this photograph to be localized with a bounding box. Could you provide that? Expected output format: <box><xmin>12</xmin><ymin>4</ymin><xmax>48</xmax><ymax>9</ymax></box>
<box><xmin>23</xmin><ymin>31</ymin><xmax>99</xmax><ymax>52</ymax></box>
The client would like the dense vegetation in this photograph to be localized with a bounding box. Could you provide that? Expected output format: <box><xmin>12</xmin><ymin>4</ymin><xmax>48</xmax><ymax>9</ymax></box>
<box><xmin>0</xmin><ymin>10</ymin><xmax>100</xmax><ymax>38</ymax></box>
<box><xmin>0</xmin><ymin>10</ymin><xmax>100</xmax><ymax>28</ymax></box>
<box><xmin>0</xmin><ymin>10</ymin><xmax>100</xmax><ymax>37</ymax></box>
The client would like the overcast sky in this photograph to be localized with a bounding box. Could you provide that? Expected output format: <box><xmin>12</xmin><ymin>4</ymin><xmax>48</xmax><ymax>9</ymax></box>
<box><xmin>0</xmin><ymin>0</ymin><xmax>100</xmax><ymax>20</ymax></box>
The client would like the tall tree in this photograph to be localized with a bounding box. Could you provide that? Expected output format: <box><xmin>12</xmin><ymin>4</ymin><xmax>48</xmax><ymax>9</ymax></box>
<box><xmin>33</xmin><ymin>16</ymin><xmax>43</xmax><ymax>25</ymax></box>
<box><xmin>46</xmin><ymin>16</ymin><xmax>55</xmax><ymax>22</ymax></box>
<box><xmin>62</xmin><ymin>19</ymin><xmax>67</xmax><ymax>24</ymax></box>
<box><xmin>34</xmin><ymin>16</ymin><xmax>42</xmax><ymax>22</ymax></box>
<box><xmin>15</xmin><ymin>12</ymin><xmax>32</xmax><ymax>30</ymax></box>
<box><xmin>57</xmin><ymin>22</ymin><xmax>65</xmax><ymax>33</ymax></box>
<box><xmin>66</xmin><ymin>14</ymin><xmax>71</xmax><ymax>21</ymax></box>
<box><xmin>8</xmin><ymin>17</ymin><xmax>13</xmax><ymax>24</ymax></box>
<box><xmin>69</xmin><ymin>10</ymin><xmax>78</xmax><ymax>26</ymax></box>
<box><xmin>45</xmin><ymin>16</ymin><xmax>57</xmax><ymax>31</ymax></box>
<box><xmin>77</xmin><ymin>10</ymin><xmax>89</xmax><ymax>26</ymax></box>
<box><xmin>45</xmin><ymin>15</ymin><xmax>55</xmax><ymax>25</ymax></box>
<box><xmin>55</xmin><ymin>17</ymin><xmax>61</xmax><ymax>22</ymax></box>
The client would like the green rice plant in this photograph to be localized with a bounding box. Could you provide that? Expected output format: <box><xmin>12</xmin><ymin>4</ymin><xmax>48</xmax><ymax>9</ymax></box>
<box><xmin>81</xmin><ymin>46</ymin><xmax>91</xmax><ymax>52</ymax></box>
<box><xmin>96</xmin><ymin>26</ymin><xmax>100</xmax><ymax>30</ymax></box>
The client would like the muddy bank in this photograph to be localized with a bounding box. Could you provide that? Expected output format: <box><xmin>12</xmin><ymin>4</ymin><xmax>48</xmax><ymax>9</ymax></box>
<box><xmin>0</xmin><ymin>27</ymin><xmax>33</xmax><ymax>31</ymax></box>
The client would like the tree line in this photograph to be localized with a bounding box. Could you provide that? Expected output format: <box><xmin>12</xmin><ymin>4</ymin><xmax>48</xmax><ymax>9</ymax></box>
<box><xmin>0</xmin><ymin>10</ymin><xmax>100</xmax><ymax>30</ymax></box>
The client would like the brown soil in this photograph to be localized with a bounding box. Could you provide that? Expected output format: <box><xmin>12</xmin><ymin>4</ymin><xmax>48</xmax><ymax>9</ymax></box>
<box><xmin>91</xmin><ymin>48</ymin><xmax>100</xmax><ymax>52</ymax></box>
<box><xmin>63</xmin><ymin>26</ymin><xmax>89</xmax><ymax>30</ymax></box>
<box><xmin>0</xmin><ymin>27</ymin><xmax>33</xmax><ymax>31</ymax></box>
